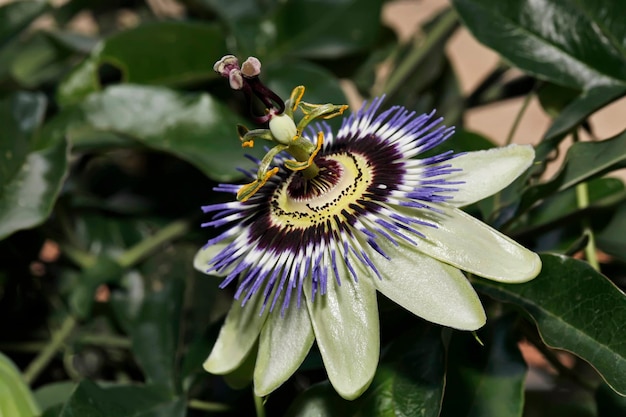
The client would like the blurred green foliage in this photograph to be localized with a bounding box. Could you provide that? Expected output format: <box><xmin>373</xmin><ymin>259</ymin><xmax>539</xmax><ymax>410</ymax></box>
<box><xmin>0</xmin><ymin>0</ymin><xmax>625</xmax><ymax>416</ymax></box>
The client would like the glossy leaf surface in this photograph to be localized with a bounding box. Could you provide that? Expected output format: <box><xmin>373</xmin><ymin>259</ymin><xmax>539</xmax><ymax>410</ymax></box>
<box><xmin>0</xmin><ymin>92</ymin><xmax>68</xmax><ymax>240</ymax></box>
<box><xmin>475</xmin><ymin>254</ymin><xmax>626</xmax><ymax>395</ymax></box>
<box><xmin>452</xmin><ymin>0</ymin><xmax>626</xmax><ymax>90</ymax></box>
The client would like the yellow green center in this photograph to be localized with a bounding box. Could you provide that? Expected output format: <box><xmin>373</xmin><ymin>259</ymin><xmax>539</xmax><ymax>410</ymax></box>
<box><xmin>269</xmin><ymin>153</ymin><xmax>373</xmax><ymax>230</ymax></box>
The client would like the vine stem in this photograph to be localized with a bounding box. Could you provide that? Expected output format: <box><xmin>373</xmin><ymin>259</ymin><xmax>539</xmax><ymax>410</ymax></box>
<box><xmin>380</xmin><ymin>8</ymin><xmax>458</xmax><ymax>99</ymax></box>
<box><xmin>572</xmin><ymin>130</ymin><xmax>600</xmax><ymax>271</ymax></box>
<box><xmin>23</xmin><ymin>315</ymin><xmax>77</xmax><ymax>385</ymax></box>
<box><xmin>491</xmin><ymin>91</ymin><xmax>534</xmax><ymax>216</ymax></box>
<box><xmin>62</xmin><ymin>219</ymin><xmax>191</xmax><ymax>270</ymax></box>
<box><xmin>504</xmin><ymin>90</ymin><xmax>533</xmax><ymax>146</ymax></box>
<box><xmin>188</xmin><ymin>399</ymin><xmax>231</xmax><ymax>412</ymax></box>
<box><xmin>118</xmin><ymin>219</ymin><xmax>190</xmax><ymax>268</ymax></box>
<box><xmin>575</xmin><ymin>178</ymin><xmax>600</xmax><ymax>271</ymax></box>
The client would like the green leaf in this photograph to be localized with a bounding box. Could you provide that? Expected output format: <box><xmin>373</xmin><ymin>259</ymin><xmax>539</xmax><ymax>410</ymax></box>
<box><xmin>475</xmin><ymin>253</ymin><xmax>626</xmax><ymax>395</ymax></box>
<box><xmin>519</xmin><ymin>129</ymin><xmax>626</xmax><ymax>214</ymax></box>
<box><xmin>8</xmin><ymin>32</ymin><xmax>76</xmax><ymax>88</ymax></box>
<box><xmin>287</xmin><ymin>326</ymin><xmax>446</xmax><ymax>416</ymax></box>
<box><xmin>440</xmin><ymin>316</ymin><xmax>527</xmax><ymax>417</ymax></box>
<box><xmin>42</xmin><ymin>84</ymin><xmax>253</xmax><ymax>182</ymax></box>
<box><xmin>191</xmin><ymin>0</ymin><xmax>268</xmax><ymax>22</ymax></box>
<box><xmin>286</xmin><ymin>382</ymin><xmax>355</xmax><ymax>417</ymax></box>
<box><xmin>379</xmin><ymin>326</ymin><xmax>446</xmax><ymax>417</ymax></box>
<box><xmin>0</xmin><ymin>0</ymin><xmax>49</xmax><ymax>47</ymax></box>
<box><xmin>34</xmin><ymin>381</ymin><xmax>76</xmax><ymax>412</ymax></box>
<box><xmin>0</xmin><ymin>92</ymin><xmax>68</xmax><ymax>240</ymax></box>
<box><xmin>58</xmin><ymin>380</ymin><xmax>185</xmax><ymax>417</ymax></box>
<box><xmin>543</xmin><ymin>85</ymin><xmax>626</xmax><ymax>140</ymax></box>
<box><xmin>452</xmin><ymin>0</ymin><xmax>626</xmax><ymax>91</ymax></box>
<box><xmin>128</xmin><ymin>249</ymin><xmax>187</xmax><ymax>394</ymax></box>
<box><xmin>0</xmin><ymin>352</ymin><xmax>40</xmax><ymax>417</ymax></box>
<box><xmin>597</xmin><ymin>201</ymin><xmax>626</xmax><ymax>264</ymax></box>
<box><xmin>271</xmin><ymin>0</ymin><xmax>383</xmax><ymax>59</ymax></box>
<box><xmin>58</xmin><ymin>22</ymin><xmax>226</xmax><ymax>105</ymax></box>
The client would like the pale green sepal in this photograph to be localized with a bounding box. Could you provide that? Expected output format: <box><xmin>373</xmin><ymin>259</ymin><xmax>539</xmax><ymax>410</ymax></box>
<box><xmin>446</xmin><ymin>144</ymin><xmax>535</xmax><ymax>207</ymax></box>
<box><xmin>193</xmin><ymin>243</ymin><xmax>229</xmax><ymax>276</ymax></box>
<box><xmin>370</xmin><ymin>239</ymin><xmax>486</xmax><ymax>330</ymax></box>
<box><xmin>414</xmin><ymin>204</ymin><xmax>542</xmax><ymax>282</ymax></box>
<box><xmin>305</xmin><ymin>272</ymin><xmax>379</xmax><ymax>400</ymax></box>
<box><xmin>254</xmin><ymin>301</ymin><xmax>315</xmax><ymax>397</ymax></box>
<box><xmin>203</xmin><ymin>291</ymin><xmax>270</xmax><ymax>375</ymax></box>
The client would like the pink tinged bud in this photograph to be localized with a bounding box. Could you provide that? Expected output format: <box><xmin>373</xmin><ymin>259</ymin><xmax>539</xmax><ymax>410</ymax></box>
<box><xmin>229</xmin><ymin>70</ymin><xmax>244</xmax><ymax>90</ymax></box>
<box><xmin>241</xmin><ymin>57</ymin><xmax>262</xmax><ymax>78</ymax></box>
<box><xmin>214</xmin><ymin>55</ymin><xmax>240</xmax><ymax>78</ymax></box>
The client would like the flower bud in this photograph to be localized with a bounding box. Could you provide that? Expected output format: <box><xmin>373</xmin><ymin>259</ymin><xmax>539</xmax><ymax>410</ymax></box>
<box><xmin>269</xmin><ymin>113</ymin><xmax>297</xmax><ymax>145</ymax></box>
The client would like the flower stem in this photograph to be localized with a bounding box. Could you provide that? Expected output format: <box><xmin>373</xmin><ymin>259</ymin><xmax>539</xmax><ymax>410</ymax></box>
<box><xmin>78</xmin><ymin>334</ymin><xmax>132</xmax><ymax>349</ymax></box>
<box><xmin>575</xmin><ymin>181</ymin><xmax>600</xmax><ymax>271</ymax></box>
<box><xmin>254</xmin><ymin>394</ymin><xmax>266</xmax><ymax>417</ymax></box>
<box><xmin>117</xmin><ymin>219</ymin><xmax>190</xmax><ymax>268</ymax></box>
<box><xmin>381</xmin><ymin>8</ymin><xmax>458</xmax><ymax>99</ymax></box>
<box><xmin>23</xmin><ymin>315</ymin><xmax>77</xmax><ymax>385</ymax></box>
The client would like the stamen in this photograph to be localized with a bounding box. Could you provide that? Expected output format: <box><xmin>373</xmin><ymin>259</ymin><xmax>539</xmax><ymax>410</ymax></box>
<box><xmin>237</xmin><ymin>167</ymin><xmax>280</xmax><ymax>202</ymax></box>
<box><xmin>284</xmin><ymin>132</ymin><xmax>324</xmax><ymax>172</ymax></box>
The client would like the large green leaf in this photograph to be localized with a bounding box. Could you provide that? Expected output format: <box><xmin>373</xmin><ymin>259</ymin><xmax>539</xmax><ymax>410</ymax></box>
<box><xmin>374</xmin><ymin>326</ymin><xmax>446</xmax><ymax>417</ymax></box>
<box><xmin>58</xmin><ymin>22</ymin><xmax>226</xmax><ymax>105</ymax></box>
<box><xmin>270</xmin><ymin>0</ymin><xmax>383</xmax><ymax>59</ymax></box>
<box><xmin>42</xmin><ymin>85</ymin><xmax>253</xmax><ymax>182</ymax></box>
<box><xmin>518</xmin><ymin>129</ymin><xmax>626</xmax><ymax>214</ymax></box>
<box><xmin>452</xmin><ymin>0</ymin><xmax>626</xmax><ymax>91</ymax></box>
<box><xmin>58</xmin><ymin>381</ymin><xmax>185</xmax><ymax>417</ymax></box>
<box><xmin>475</xmin><ymin>254</ymin><xmax>626</xmax><ymax>395</ymax></box>
<box><xmin>0</xmin><ymin>0</ymin><xmax>49</xmax><ymax>47</ymax></box>
<box><xmin>0</xmin><ymin>352</ymin><xmax>40</xmax><ymax>417</ymax></box>
<box><xmin>441</xmin><ymin>316</ymin><xmax>527</xmax><ymax>417</ymax></box>
<box><xmin>0</xmin><ymin>92</ymin><xmax>68</xmax><ymax>240</ymax></box>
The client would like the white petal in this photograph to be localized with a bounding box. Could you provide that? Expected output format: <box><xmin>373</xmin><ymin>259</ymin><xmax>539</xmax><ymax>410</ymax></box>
<box><xmin>413</xmin><ymin>204</ymin><xmax>541</xmax><ymax>282</ymax></box>
<box><xmin>193</xmin><ymin>243</ymin><xmax>228</xmax><ymax>276</ymax></box>
<box><xmin>446</xmin><ymin>144</ymin><xmax>535</xmax><ymax>207</ymax></box>
<box><xmin>370</xmin><ymin>239</ymin><xmax>486</xmax><ymax>330</ymax></box>
<box><xmin>305</xmin><ymin>271</ymin><xmax>379</xmax><ymax>400</ymax></box>
<box><xmin>254</xmin><ymin>301</ymin><xmax>315</xmax><ymax>396</ymax></box>
<box><xmin>203</xmin><ymin>291</ymin><xmax>270</xmax><ymax>374</ymax></box>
